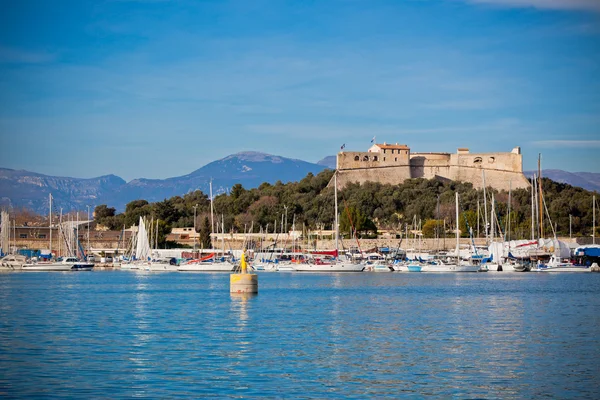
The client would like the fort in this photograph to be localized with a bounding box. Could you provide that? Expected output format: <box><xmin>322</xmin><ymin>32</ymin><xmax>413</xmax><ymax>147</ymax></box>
<box><xmin>333</xmin><ymin>143</ymin><xmax>531</xmax><ymax>191</ymax></box>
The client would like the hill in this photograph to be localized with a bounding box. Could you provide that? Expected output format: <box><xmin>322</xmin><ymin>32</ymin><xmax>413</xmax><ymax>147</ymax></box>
<box><xmin>0</xmin><ymin>153</ymin><xmax>328</xmax><ymax>214</ymax></box>
<box><xmin>524</xmin><ymin>170</ymin><xmax>600</xmax><ymax>192</ymax></box>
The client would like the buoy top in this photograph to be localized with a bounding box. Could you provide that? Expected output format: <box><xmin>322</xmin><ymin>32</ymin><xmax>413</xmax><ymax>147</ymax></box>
<box><xmin>241</xmin><ymin>250</ymin><xmax>247</xmax><ymax>274</ymax></box>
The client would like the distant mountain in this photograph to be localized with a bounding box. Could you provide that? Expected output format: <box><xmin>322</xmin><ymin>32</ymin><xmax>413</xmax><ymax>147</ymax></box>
<box><xmin>0</xmin><ymin>168</ymin><xmax>125</xmax><ymax>214</ymax></box>
<box><xmin>524</xmin><ymin>170</ymin><xmax>600</xmax><ymax>192</ymax></box>
<box><xmin>317</xmin><ymin>155</ymin><xmax>336</xmax><ymax>169</ymax></box>
<box><xmin>106</xmin><ymin>152</ymin><xmax>328</xmax><ymax>210</ymax></box>
<box><xmin>0</xmin><ymin>152</ymin><xmax>328</xmax><ymax>214</ymax></box>
<box><xmin>3</xmin><ymin>157</ymin><xmax>597</xmax><ymax>216</ymax></box>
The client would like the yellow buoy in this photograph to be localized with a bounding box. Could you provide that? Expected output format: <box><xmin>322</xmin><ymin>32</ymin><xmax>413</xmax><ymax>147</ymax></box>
<box><xmin>230</xmin><ymin>250</ymin><xmax>258</xmax><ymax>294</ymax></box>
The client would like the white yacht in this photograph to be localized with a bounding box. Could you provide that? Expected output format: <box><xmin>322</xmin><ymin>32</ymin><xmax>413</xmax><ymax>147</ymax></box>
<box><xmin>145</xmin><ymin>258</ymin><xmax>180</xmax><ymax>271</ymax></box>
<box><xmin>177</xmin><ymin>260</ymin><xmax>236</xmax><ymax>272</ymax></box>
<box><xmin>293</xmin><ymin>259</ymin><xmax>364</xmax><ymax>272</ymax></box>
<box><xmin>532</xmin><ymin>255</ymin><xmax>590</xmax><ymax>272</ymax></box>
<box><xmin>294</xmin><ymin>172</ymin><xmax>364</xmax><ymax>273</ymax></box>
<box><xmin>22</xmin><ymin>257</ymin><xmax>94</xmax><ymax>271</ymax></box>
<box><xmin>419</xmin><ymin>258</ymin><xmax>480</xmax><ymax>272</ymax></box>
<box><xmin>0</xmin><ymin>254</ymin><xmax>27</xmax><ymax>270</ymax></box>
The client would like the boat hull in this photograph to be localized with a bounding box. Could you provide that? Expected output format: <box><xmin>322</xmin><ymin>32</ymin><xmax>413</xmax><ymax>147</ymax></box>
<box><xmin>532</xmin><ymin>265</ymin><xmax>590</xmax><ymax>272</ymax></box>
<box><xmin>22</xmin><ymin>262</ymin><xmax>94</xmax><ymax>271</ymax></box>
<box><xmin>407</xmin><ymin>264</ymin><xmax>422</xmax><ymax>272</ymax></box>
<box><xmin>294</xmin><ymin>263</ymin><xmax>364</xmax><ymax>272</ymax></box>
<box><xmin>177</xmin><ymin>262</ymin><xmax>235</xmax><ymax>272</ymax></box>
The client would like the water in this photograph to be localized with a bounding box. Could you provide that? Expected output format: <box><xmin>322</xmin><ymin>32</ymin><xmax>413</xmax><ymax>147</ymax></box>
<box><xmin>1</xmin><ymin>271</ymin><xmax>598</xmax><ymax>399</ymax></box>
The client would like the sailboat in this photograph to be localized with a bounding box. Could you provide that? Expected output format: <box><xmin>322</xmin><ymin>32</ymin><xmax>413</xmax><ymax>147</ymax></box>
<box><xmin>23</xmin><ymin>199</ymin><xmax>94</xmax><ymax>271</ymax></box>
<box><xmin>178</xmin><ymin>191</ymin><xmax>236</xmax><ymax>272</ymax></box>
<box><xmin>294</xmin><ymin>171</ymin><xmax>364</xmax><ymax>272</ymax></box>
<box><xmin>423</xmin><ymin>193</ymin><xmax>479</xmax><ymax>272</ymax></box>
<box><xmin>121</xmin><ymin>217</ymin><xmax>153</xmax><ymax>270</ymax></box>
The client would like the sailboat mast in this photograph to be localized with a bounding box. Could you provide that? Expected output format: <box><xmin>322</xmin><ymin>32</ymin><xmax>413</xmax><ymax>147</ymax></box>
<box><xmin>594</xmin><ymin>194</ymin><xmax>596</xmax><ymax>245</ymax></box>
<box><xmin>334</xmin><ymin>171</ymin><xmax>339</xmax><ymax>255</ymax></box>
<box><xmin>436</xmin><ymin>195</ymin><xmax>440</xmax><ymax>252</ymax></box>
<box><xmin>482</xmin><ymin>170</ymin><xmax>489</xmax><ymax>244</ymax></box>
<box><xmin>221</xmin><ymin>214</ymin><xmax>225</xmax><ymax>257</ymax></box>
<box><xmin>508</xmin><ymin>180</ymin><xmax>511</xmax><ymax>242</ymax></box>
<box><xmin>538</xmin><ymin>154</ymin><xmax>544</xmax><ymax>238</ymax></box>
<box><xmin>49</xmin><ymin>193</ymin><xmax>52</xmax><ymax>256</ymax></box>
<box><xmin>210</xmin><ymin>179</ymin><xmax>214</xmax><ymax>237</ymax></box>
<box><xmin>531</xmin><ymin>176</ymin><xmax>535</xmax><ymax>240</ymax></box>
<box><xmin>476</xmin><ymin>199</ymin><xmax>480</xmax><ymax>239</ymax></box>
<box><xmin>59</xmin><ymin>209</ymin><xmax>63</xmax><ymax>257</ymax></box>
<box><xmin>490</xmin><ymin>194</ymin><xmax>495</xmax><ymax>243</ymax></box>
<box><xmin>455</xmin><ymin>192</ymin><xmax>459</xmax><ymax>264</ymax></box>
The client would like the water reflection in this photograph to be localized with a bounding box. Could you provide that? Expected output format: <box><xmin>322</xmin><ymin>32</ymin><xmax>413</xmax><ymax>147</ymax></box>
<box><xmin>0</xmin><ymin>272</ymin><xmax>598</xmax><ymax>398</ymax></box>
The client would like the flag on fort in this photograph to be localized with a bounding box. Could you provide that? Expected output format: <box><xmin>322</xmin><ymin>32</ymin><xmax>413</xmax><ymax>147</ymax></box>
<box><xmin>340</xmin><ymin>143</ymin><xmax>346</xmax><ymax>150</ymax></box>
<box><xmin>371</xmin><ymin>136</ymin><xmax>376</xmax><ymax>143</ymax></box>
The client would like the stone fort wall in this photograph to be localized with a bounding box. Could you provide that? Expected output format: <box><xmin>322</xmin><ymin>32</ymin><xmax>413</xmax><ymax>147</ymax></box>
<box><xmin>334</xmin><ymin>145</ymin><xmax>530</xmax><ymax>192</ymax></box>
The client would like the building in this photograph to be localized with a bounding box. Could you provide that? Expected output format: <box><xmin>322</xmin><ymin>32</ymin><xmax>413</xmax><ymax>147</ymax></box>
<box><xmin>334</xmin><ymin>143</ymin><xmax>530</xmax><ymax>191</ymax></box>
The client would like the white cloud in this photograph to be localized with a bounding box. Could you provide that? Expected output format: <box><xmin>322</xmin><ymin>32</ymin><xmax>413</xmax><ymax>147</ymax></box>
<box><xmin>534</xmin><ymin>140</ymin><xmax>600</xmax><ymax>148</ymax></box>
<box><xmin>465</xmin><ymin>0</ymin><xmax>600</xmax><ymax>12</ymax></box>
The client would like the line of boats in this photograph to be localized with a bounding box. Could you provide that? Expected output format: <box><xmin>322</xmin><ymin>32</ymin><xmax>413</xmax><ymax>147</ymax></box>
<box><xmin>3</xmin><ymin>244</ymin><xmax>598</xmax><ymax>273</ymax></box>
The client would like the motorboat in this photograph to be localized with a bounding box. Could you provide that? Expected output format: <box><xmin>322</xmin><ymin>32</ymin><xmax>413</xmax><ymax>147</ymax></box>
<box><xmin>145</xmin><ymin>257</ymin><xmax>180</xmax><ymax>271</ymax></box>
<box><xmin>293</xmin><ymin>256</ymin><xmax>364</xmax><ymax>272</ymax></box>
<box><xmin>364</xmin><ymin>253</ymin><xmax>393</xmax><ymax>272</ymax></box>
<box><xmin>22</xmin><ymin>257</ymin><xmax>94</xmax><ymax>271</ymax></box>
<box><xmin>0</xmin><ymin>254</ymin><xmax>27</xmax><ymax>270</ymax></box>
<box><xmin>407</xmin><ymin>263</ymin><xmax>423</xmax><ymax>272</ymax></box>
<box><xmin>177</xmin><ymin>260</ymin><xmax>236</xmax><ymax>272</ymax></box>
<box><xmin>366</xmin><ymin>263</ymin><xmax>394</xmax><ymax>272</ymax></box>
<box><xmin>532</xmin><ymin>255</ymin><xmax>590</xmax><ymax>272</ymax></box>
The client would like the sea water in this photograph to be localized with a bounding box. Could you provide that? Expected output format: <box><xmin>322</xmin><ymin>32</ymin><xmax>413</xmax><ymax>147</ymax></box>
<box><xmin>0</xmin><ymin>271</ymin><xmax>598</xmax><ymax>399</ymax></box>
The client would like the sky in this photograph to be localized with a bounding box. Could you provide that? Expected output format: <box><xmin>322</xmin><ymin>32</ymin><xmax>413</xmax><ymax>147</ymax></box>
<box><xmin>0</xmin><ymin>0</ymin><xmax>599</xmax><ymax>181</ymax></box>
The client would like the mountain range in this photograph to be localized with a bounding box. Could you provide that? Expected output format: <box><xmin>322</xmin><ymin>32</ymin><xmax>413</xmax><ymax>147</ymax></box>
<box><xmin>0</xmin><ymin>152</ymin><xmax>328</xmax><ymax>214</ymax></box>
<box><xmin>523</xmin><ymin>170</ymin><xmax>600</xmax><ymax>193</ymax></box>
<box><xmin>1</xmin><ymin>152</ymin><xmax>598</xmax><ymax>215</ymax></box>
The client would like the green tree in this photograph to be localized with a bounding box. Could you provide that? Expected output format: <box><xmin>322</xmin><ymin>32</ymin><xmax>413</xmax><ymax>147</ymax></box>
<box><xmin>459</xmin><ymin>210</ymin><xmax>477</xmax><ymax>238</ymax></box>
<box><xmin>199</xmin><ymin>216</ymin><xmax>212</xmax><ymax>249</ymax></box>
<box><xmin>124</xmin><ymin>200</ymin><xmax>151</xmax><ymax>227</ymax></box>
<box><xmin>94</xmin><ymin>204</ymin><xmax>115</xmax><ymax>220</ymax></box>
<box><xmin>422</xmin><ymin>219</ymin><xmax>443</xmax><ymax>238</ymax></box>
<box><xmin>340</xmin><ymin>206</ymin><xmax>377</xmax><ymax>238</ymax></box>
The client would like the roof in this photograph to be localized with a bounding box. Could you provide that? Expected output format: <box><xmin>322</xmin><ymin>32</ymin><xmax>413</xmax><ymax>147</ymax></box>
<box><xmin>374</xmin><ymin>143</ymin><xmax>409</xmax><ymax>150</ymax></box>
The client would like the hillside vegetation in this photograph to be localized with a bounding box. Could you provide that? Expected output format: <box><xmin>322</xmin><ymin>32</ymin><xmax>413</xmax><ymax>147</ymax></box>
<box><xmin>88</xmin><ymin>170</ymin><xmax>598</xmax><ymax>248</ymax></box>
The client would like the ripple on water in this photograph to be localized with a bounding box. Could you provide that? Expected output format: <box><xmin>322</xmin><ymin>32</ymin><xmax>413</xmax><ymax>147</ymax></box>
<box><xmin>0</xmin><ymin>271</ymin><xmax>598</xmax><ymax>398</ymax></box>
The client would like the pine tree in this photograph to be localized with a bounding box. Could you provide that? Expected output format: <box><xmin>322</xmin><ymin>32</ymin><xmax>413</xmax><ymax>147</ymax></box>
<box><xmin>200</xmin><ymin>216</ymin><xmax>212</xmax><ymax>249</ymax></box>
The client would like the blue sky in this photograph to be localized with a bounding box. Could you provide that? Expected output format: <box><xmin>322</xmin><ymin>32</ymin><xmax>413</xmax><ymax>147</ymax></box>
<box><xmin>0</xmin><ymin>0</ymin><xmax>599</xmax><ymax>181</ymax></box>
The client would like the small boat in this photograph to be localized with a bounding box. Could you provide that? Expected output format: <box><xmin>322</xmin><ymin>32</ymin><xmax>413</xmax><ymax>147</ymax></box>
<box><xmin>146</xmin><ymin>257</ymin><xmax>179</xmax><ymax>271</ymax></box>
<box><xmin>276</xmin><ymin>263</ymin><xmax>296</xmax><ymax>272</ymax></box>
<box><xmin>532</xmin><ymin>256</ymin><xmax>590</xmax><ymax>272</ymax></box>
<box><xmin>407</xmin><ymin>263</ymin><xmax>422</xmax><ymax>272</ymax></box>
<box><xmin>0</xmin><ymin>254</ymin><xmax>27</xmax><ymax>270</ymax></box>
<box><xmin>370</xmin><ymin>263</ymin><xmax>394</xmax><ymax>272</ymax></box>
<box><xmin>293</xmin><ymin>256</ymin><xmax>364</xmax><ymax>272</ymax></box>
<box><xmin>363</xmin><ymin>253</ymin><xmax>393</xmax><ymax>272</ymax></box>
<box><xmin>23</xmin><ymin>257</ymin><xmax>94</xmax><ymax>271</ymax></box>
<box><xmin>454</xmin><ymin>263</ymin><xmax>481</xmax><ymax>272</ymax></box>
<box><xmin>177</xmin><ymin>260</ymin><xmax>236</xmax><ymax>272</ymax></box>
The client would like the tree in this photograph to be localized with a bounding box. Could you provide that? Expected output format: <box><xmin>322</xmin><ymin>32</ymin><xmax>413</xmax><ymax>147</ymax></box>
<box><xmin>199</xmin><ymin>216</ymin><xmax>212</xmax><ymax>249</ymax></box>
<box><xmin>124</xmin><ymin>200</ymin><xmax>151</xmax><ymax>227</ymax></box>
<box><xmin>422</xmin><ymin>219</ymin><xmax>443</xmax><ymax>238</ymax></box>
<box><xmin>94</xmin><ymin>205</ymin><xmax>116</xmax><ymax>220</ymax></box>
<box><xmin>340</xmin><ymin>206</ymin><xmax>377</xmax><ymax>238</ymax></box>
<box><xmin>459</xmin><ymin>210</ymin><xmax>477</xmax><ymax>238</ymax></box>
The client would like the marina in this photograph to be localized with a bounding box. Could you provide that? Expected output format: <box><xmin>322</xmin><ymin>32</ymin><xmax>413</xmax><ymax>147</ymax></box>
<box><xmin>1</xmin><ymin>1</ymin><xmax>599</xmax><ymax>397</ymax></box>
